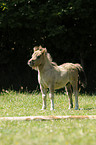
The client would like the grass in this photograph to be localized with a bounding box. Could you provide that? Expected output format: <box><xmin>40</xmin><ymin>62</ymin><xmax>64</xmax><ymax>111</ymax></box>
<box><xmin>0</xmin><ymin>90</ymin><xmax>96</xmax><ymax>145</ymax></box>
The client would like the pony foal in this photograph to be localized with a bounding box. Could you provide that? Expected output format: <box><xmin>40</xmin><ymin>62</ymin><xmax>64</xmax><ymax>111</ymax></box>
<box><xmin>28</xmin><ymin>46</ymin><xmax>86</xmax><ymax>110</ymax></box>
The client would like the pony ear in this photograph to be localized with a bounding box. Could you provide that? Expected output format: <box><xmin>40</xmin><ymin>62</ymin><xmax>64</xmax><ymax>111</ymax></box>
<box><xmin>33</xmin><ymin>46</ymin><xmax>39</xmax><ymax>52</ymax></box>
<box><xmin>41</xmin><ymin>48</ymin><xmax>47</xmax><ymax>55</ymax></box>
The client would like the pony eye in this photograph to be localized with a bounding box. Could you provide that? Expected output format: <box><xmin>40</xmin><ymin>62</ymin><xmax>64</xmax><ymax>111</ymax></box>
<box><xmin>37</xmin><ymin>55</ymin><xmax>41</xmax><ymax>59</ymax></box>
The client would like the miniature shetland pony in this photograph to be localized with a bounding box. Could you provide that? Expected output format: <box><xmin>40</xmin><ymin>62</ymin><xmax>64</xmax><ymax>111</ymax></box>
<box><xmin>28</xmin><ymin>46</ymin><xmax>86</xmax><ymax>110</ymax></box>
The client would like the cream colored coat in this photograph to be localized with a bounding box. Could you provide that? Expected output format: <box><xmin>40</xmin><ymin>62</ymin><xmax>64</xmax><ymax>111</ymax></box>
<box><xmin>28</xmin><ymin>46</ymin><xmax>85</xmax><ymax>110</ymax></box>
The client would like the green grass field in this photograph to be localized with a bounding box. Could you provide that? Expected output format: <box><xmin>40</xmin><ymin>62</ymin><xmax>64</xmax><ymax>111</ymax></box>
<box><xmin>0</xmin><ymin>91</ymin><xmax>96</xmax><ymax>145</ymax></box>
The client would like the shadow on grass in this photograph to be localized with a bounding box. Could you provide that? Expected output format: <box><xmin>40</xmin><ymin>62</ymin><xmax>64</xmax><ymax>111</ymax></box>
<box><xmin>83</xmin><ymin>107</ymin><xmax>96</xmax><ymax>110</ymax></box>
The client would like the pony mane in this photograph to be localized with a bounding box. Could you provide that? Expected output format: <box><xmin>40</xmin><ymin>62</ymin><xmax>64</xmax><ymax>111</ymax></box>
<box><xmin>46</xmin><ymin>53</ymin><xmax>57</xmax><ymax>66</ymax></box>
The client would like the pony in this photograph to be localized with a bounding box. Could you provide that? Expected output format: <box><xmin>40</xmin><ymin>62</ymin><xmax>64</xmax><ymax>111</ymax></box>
<box><xmin>28</xmin><ymin>46</ymin><xmax>86</xmax><ymax>110</ymax></box>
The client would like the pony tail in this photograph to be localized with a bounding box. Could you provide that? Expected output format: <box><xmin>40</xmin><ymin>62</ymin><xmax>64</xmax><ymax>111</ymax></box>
<box><xmin>75</xmin><ymin>64</ymin><xmax>87</xmax><ymax>89</ymax></box>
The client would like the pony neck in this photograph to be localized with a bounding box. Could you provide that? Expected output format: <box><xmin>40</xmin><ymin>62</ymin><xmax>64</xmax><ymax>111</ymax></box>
<box><xmin>38</xmin><ymin>54</ymin><xmax>53</xmax><ymax>73</ymax></box>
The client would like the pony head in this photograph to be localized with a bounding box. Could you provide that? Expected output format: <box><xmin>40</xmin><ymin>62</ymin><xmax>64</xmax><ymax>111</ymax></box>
<box><xmin>28</xmin><ymin>46</ymin><xmax>47</xmax><ymax>68</ymax></box>
<box><xmin>33</xmin><ymin>45</ymin><xmax>46</xmax><ymax>52</ymax></box>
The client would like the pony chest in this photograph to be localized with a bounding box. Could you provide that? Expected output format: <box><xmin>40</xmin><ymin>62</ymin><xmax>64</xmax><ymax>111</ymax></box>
<box><xmin>38</xmin><ymin>73</ymin><xmax>49</xmax><ymax>88</ymax></box>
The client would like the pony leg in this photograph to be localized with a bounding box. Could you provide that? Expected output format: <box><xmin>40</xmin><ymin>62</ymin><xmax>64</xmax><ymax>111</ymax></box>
<box><xmin>49</xmin><ymin>87</ymin><xmax>54</xmax><ymax>110</ymax></box>
<box><xmin>65</xmin><ymin>83</ymin><xmax>73</xmax><ymax>109</ymax></box>
<box><xmin>73</xmin><ymin>83</ymin><xmax>79</xmax><ymax>110</ymax></box>
<box><xmin>42</xmin><ymin>94</ymin><xmax>47</xmax><ymax>110</ymax></box>
<box><xmin>74</xmin><ymin>91</ymin><xmax>79</xmax><ymax>110</ymax></box>
<box><xmin>49</xmin><ymin>92</ymin><xmax>54</xmax><ymax>110</ymax></box>
<box><xmin>40</xmin><ymin>86</ymin><xmax>47</xmax><ymax>110</ymax></box>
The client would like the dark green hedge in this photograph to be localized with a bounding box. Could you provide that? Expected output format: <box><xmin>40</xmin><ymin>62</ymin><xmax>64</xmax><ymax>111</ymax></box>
<box><xmin>0</xmin><ymin>0</ymin><xmax>96</xmax><ymax>92</ymax></box>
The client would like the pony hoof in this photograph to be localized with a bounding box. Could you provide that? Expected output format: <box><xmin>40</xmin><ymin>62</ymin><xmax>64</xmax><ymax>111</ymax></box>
<box><xmin>41</xmin><ymin>108</ymin><xmax>46</xmax><ymax>110</ymax></box>
<box><xmin>68</xmin><ymin>106</ymin><xmax>73</xmax><ymax>109</ymax></box>
<box><xmin>75</xmin><ymin>107</ymin><xmax>79</xmax><ymax>110</ymax></box>
<box><xmin>50</xmin><ymin>108</ymin><xmax>54</xmax><ymax>111</ymax></box>
<box><xmin>68</xmin><ymin>107</ymin><xmax>71</xmax><ymax>109</ymax></box>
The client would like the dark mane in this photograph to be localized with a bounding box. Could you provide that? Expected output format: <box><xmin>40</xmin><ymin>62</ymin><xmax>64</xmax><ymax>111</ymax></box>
<box><xmin>46</xmin><ymin>53</ymin><xmax>57</xmax><ymax>66</ymax></box>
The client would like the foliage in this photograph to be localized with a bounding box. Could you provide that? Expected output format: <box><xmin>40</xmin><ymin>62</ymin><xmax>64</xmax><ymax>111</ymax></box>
<box><xmin>0</xmin><ymin>0</ymin><xmax>96</xmax><ymax>92</ymax></box>
<box><xmin>0</xmin><ymin>91</ymin><xmax>96</xmax><ymax>145</ymax></box>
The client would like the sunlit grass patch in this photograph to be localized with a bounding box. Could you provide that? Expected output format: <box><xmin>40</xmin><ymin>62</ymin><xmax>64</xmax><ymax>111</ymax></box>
<box><xmin>0</xmin><ymin>91</ymin><xmax>96</xmax><ymax>145</ymax></box>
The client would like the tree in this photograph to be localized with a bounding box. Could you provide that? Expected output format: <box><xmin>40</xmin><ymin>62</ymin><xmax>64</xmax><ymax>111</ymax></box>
<box><xmin>0</xmin><ymin>0</ymin><xmax>96</xmax><ymax>92</ymax></box>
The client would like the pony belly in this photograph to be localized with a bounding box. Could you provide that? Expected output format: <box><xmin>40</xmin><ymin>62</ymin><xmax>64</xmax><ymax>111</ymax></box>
<box><xmin>54</xmin><ymin>81</ymin><xmax>67</xmax><ymax>90</ymax></box>
<box><xmin>54</xmin><ymin>73</ymin><xmax>69</xmax><ymax>90</ymax></box>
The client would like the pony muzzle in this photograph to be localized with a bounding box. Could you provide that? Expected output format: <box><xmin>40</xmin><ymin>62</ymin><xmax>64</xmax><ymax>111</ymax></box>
<box><xmin>28</xmin><ymin>60</ymin><xmax>34</xmax><ymax>67</ymax></box>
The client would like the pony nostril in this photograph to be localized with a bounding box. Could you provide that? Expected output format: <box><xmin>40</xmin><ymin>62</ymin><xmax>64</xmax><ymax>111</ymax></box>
<box><xmin>28</xmin><ymin>60</ymin><xmax>31</xmax><ymax>65</ymax></box>
<box><xmin>32</xmin><ymin>60</ymin><xmax>35</xmax><ymax>64</ymax></box>
<box><xmin>28</xmin><ymin>59</ymin><xmax>35</xmax><ymax>66</ymax></box>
